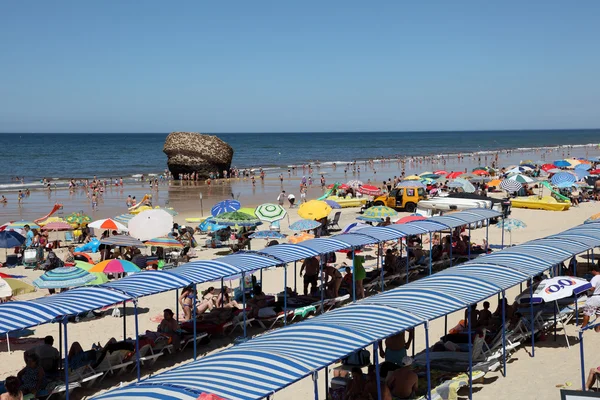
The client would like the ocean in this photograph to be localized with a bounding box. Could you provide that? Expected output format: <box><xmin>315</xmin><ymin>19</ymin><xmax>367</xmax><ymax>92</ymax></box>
<box><xmin>0</xmin><ymin>129</ymin><xmax>599</xmax><ymax>188</ymax></box>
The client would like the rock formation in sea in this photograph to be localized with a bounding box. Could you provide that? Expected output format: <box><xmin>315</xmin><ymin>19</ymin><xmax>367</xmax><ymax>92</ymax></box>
<box><xmin>163</xmin><ymin>132</ymin><xmax>234</xmax><ymax>179</ymax></box>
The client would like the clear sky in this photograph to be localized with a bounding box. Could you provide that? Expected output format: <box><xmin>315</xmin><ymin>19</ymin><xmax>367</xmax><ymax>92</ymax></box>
<box><xmin>2</xmin><ymin>1</ymin><xmax>599</xmax><ymax>133</ymax></box>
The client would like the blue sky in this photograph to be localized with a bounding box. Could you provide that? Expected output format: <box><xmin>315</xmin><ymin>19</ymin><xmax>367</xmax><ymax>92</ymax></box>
<box><xmin>2</xmin><ymin>1</ymin><xmax>599</xmax><ymax>133</ymax></box>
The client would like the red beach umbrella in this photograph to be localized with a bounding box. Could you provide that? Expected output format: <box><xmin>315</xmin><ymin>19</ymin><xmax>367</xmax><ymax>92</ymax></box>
<box><xmin>446</xmin><ymin>171</ymin><xmax>464</xmax><ymax>179</ymax></box>
<box><xmin>434</xmin><ymin>170</ymin><xmax>448</xmax><ymax>175</ymax></box>
<box><xmin>541</xmin><ymin>164</ymin><xmax>555</xmax><ymax>172</ymax></box>
<box><xmin>395</xmin><ymin>215</ymin><xmax>426</xmax><ymax>224</ymax></box>
<box><xmin>472</xmin><ymin>170</ymin><xmax>489</xmax><ymax>176</ymax></box>
<box><xmin>358</xmin><ymin>184</ymin><xmax>382</xmax><ymax>196</ymax></box>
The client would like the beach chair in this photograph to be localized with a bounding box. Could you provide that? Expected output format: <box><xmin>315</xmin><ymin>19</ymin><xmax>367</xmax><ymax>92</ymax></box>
<box><xmin>256</xmin><ymin>309</ymin><xmax>295</xmax><ymax>330</ymax></box>
<box><xmin>64</xmin><ymin>231</ymin><xmax>75</xmax><ymax>243</ymax></box>
<box><xmin>180</xmin><ymin>332</ymin><xmax>210</xmax><ymax>351</ymax></box>
<box><xmin>224</xmin><ymin>316</ymin><xmax>256</xmax><ymax>334</ymax></box>
<box><xmin>413</xmin><ymin>330</ymin><xmax>487</xmax><ymax>371</ymax></box>
<box><xmin>95</xmin><ymin>351</ymin><xmax>135</xmax><ymax>382</ymax></box>
<box><xmin>327</xmin><ymin>212</ymin><xmax>342</xmax><ymax>230</ymax></box>
<box><xmin>127</xmin><ymin>344</ymin><xmax>164</xmax><ymax>372</ymax></box>
<box><xmin>316</xmin><ymin>294</ymin><xmax>350</xmax><ymax>313</ymax></box>
<box><xmin>43</xmin><ymin>381</ymin><xmax>82</xmax><ymax>400</ymax></box>
<box><xmin>69</xmin><ymin>364</ymin><xmax>104</xmax><ymax>388</ymax></box>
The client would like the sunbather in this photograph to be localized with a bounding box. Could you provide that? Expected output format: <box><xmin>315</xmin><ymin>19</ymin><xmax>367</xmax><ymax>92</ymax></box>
<box><xmin>585</xmin><ymin>366</ymin><xmax>600</xmax><ymax>390</ymax></box>
<box><xmin>248</xmin><ymin>285</ymin><xmax>269</xmax><ymax>318</ymax></box>
<box><xmin>0</xmin><ymin>376</ymin><xmax>22</xmax><ymax>400</ymax></box>
<box><xmin>581</xmin><ymin>266</ymin><xmax>600</xmax><ymax>332</ymax></box>
<box><xmin>323</xmin><ymin>265</ymin><xmax>343</xmax><ymax>298</ymax></box>
<box><xmin>386</xmin><ymin>356</ymin><xmax>418</xmax><ymax>400</ymax></box>
<box><xmin>216</xmin><ymin>287</ymin><xmax>240</xmax><ymax>309</ymax></box>
<box><xmin>156</xmin><ymin>308</ymin><xmax>181</xmax><ymax>349</ymax></box>
<box><xmin>365</xmin><ymin>365</ymin><xmax>392</xmax><ymax>400</ymax></box>
<box><xmin>179</xmin><ymin>286</ymin><xmax>196</xmax><ymax>321</ymax></box>
<box><xmin>345</xmin><ymin>367</ymin><xmax>369</xmax><ymax>400</ymax></box>
<box><xmin>378</xmin><ymin>329</ymin><xmax>414</xmax><ymax>366</ymax></box>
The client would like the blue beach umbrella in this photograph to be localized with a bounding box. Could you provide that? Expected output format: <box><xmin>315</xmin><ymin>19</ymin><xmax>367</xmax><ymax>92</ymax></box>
<box><xmin>323</xmin><ymin>199</ymin><xmax>341</xmax><ymax>209</ymax></box>
<box><xmin>551</xmin><ymin>172</ymin><xmax>576</xmax><ymax>186</ymax></box>
<box><xmin>33</xmin><ymin>267</ymin><xmax>96</xmax><ymax>289</ymax></box>
<box><xmin>0</xmin><ymin>231</ymin><xmax>26</xmax><ymax>249</ymax></box>
<box><xmin>553</xmin><ymin>160</ymin><xmax>571</xmax><ymax>168</ymax></box>
<box><xmin>574</xmin><ymin>169</ymin><xmax>589</xmax><ymax>180</ymax></box>
<box><xmin>575</xmin><ymin>164</ymin><xmax>591</xmax><ymax>171</ymax></box>
<box><xmin>290</xmin><ymin>219</ymin><xmax>321</xmax><ymax>231</ymax></box>
<box><xmin>248</xmin><ymin>231</ymin><xmax>287</xmax><ymax>239</ymax></box>
<box><xmin>211</xmin><ymin>200</ymin><xmax>241</xmax><ymax>217</ymax></box>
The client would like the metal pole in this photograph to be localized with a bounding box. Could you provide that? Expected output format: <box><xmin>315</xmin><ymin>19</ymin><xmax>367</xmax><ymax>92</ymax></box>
<box><xmin>242</xmin><ymin>273</ymin><xmax>247</xmax><ymax>338</ymax></box>
<box><xmin>320</xmin><ymin>258</ymin><xmax>325</xmax><ymax>311</ymax></box>
<box><xmin>260</xmin><ymin>268</ymin><xmax>263</xmax><ymax>286</ymax></box>
<box><xmin>428</xmin><ymin>232</ymin><xmax>432</xmax><ymax>275</ymax></box>
<box><xmin>374</xmin><ymin>342</ymin><xmax>382</xmax><ymax>400</ymax></box>
<box><xmin>352</xmin><ymin>251</ymin><xmax>356</xmax><ymax>302</ymax></box>
<box><xmin>554</xmin><ymin>301</ymin><xmax>557</xmax><ymax>342</ymax></box>
<box><xmin>501</xmin><ymin>217</ymin><xmax>505</xmax><ymax>249</ymax></box>
<box><xmin>134</xmin><ymin>300</ymin><xmax>141</xmax><ymax>382</ymax></box>
<box><xmin>468</xmin><ymin>226</ymin><xmax>471</xmax><ymax>259</ymax></box>
<box><xmin>468</xmin><ymin>306</ymin><xmax>473</xmax><ymax>400</ymax></box>
<box><xmin>63</xmin><ymin>319</ymin><xmax>70</xmax><ymax>400</ymax></box>
<box><xmin>175</xmin><ymin>289</ymin><xmax>179</xmax><ymax>320</ymax></box>
<box><xmin>379</xmin><ymin>244</ymin><xmax>384</xmax><ymax>292</ymax></box>
<box><xmin>485</xmin><ymin>219</ymin><xmax>489</xmax><ymax>251</ymax></box>
<box><xmin>294</xmin><ymin>261</ymin><xmax>297</xmax><ymax>293</ymax></box>
<box><xmin>324</xmin><ymin>367</ymin><xmax>328</xmax><ymax>400</ymax></box>
<box><xmin>580</xmin><ymin>330</ymin><xmax>586</xmax><ymax>390</ymax></box>
<box><xmin>425</xmin><ymin>322</ymin><xmax>431</xmax><ymax>400</ymax></box>
<box><xmin>529</xmin><ymin>278</ymin><xmax>535</xmax><ymax>357</ymax></box>
<box><xmin>193</xmin><ymin>284</ymin><xmax>198</xmax><ymax>359</ymax></box>
<box><xmin>58</xmin><ymin>323</ymin><xmax>62</xmax><ymax>361</ymax></box>
<box><xmin>449</xmin><ymin>231</ymin><xmax>453</xmax><ymax>268</ymax></box>
<box><xmin>404</xmin><ymin>241</ymin><xmax>409</xmax><ymax>284</ymax></box>
<box><xmin>220</xmin><ymin>278</ymin><xmax>224</xmax><ymax>308</ymax></box>
<box><xmin>575</xmin><ymin>293</ymin><xmax>579</xmax><ymax>325</ymax></box>
<box><xmin>313</xmin><ymin>371</ymin><xmax>318</xmax><ymax>400</ymax></box>
<box><xmin>123</xmin><ymin>301</ymin><xmax>126</xmax><ymax>340</ymax></box>
<box><xmin>444</xmin><ymin>315</ymin><xmax>447</xmax><ymax>337</ymax></box>
<box><xmin>502</xmin><ymin>290</ymin><xmax>507</xmax><ymax>377</ymax></box>
<box><xmin>284</xmin><ymin>265</ymin><xmax>288</xmax><ymax>325</ymax></box>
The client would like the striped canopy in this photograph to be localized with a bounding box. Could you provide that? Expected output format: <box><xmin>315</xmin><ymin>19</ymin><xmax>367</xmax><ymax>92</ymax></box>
<box><xmin>93</xmin><ymin>384</ymin><xmax>198</xmax><ymax>400</ymax></box>
<box><xmin>113</xmin><ymin>213</ymin><xmax>134</xmax><ymax>225</ymax></box>
<box><xmin>33</xmin><ymin>267</ymin><xmax>95</xmax><ymax>289</ymax></box>
<box><xmin>500</xmin><ymin>179</ymin><xmax>522</xmax><ymax>193</ymax></box>
<box><xmin>145</xmin><ymin>236</ymin><xmax>184</xmax><ymax>248</ymax></box>
<box><xmin>104</xmin><ymin>270</ymin><xmax>192</xmax><ymax>298</ymax></box>
<box><xmin>551</xmin><ymin>172</ymin><xmax>576</xmax><ymax>186</ymax></box>
<box><xmin>254</xmin><ymin>203</ymin><xmax>287</xmax><ymax>222</ymax></box>
<box><xmin>6</xmin><ymin>220</ymin><xmax>39</xmax><ymax>230</ymax></box>
<box><xmin>100</xmin><ymin>235</ymin><xmax>145</xmax><ymax>247</ymax></box>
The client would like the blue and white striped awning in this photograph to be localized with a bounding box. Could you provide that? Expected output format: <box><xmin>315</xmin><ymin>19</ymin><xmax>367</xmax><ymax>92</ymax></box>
<box><xmin>170</xmin><ymin>261</ymin><xmax>247</xmax><ymax>284</ymax></box>
<box><xmin>254</xmin><ymin>244</ymin><xmax>319</xmax><ymax>263</ymax></box>
<box><xmin>330</xmin><ymin>233</ymin><xmax>380</xmax><ymax>247</ymax></box>
<box><xmin>500</xmin><ymin>240</ymin><xmax>587</xmax><ymax>265</ymax></box>
<box><xmin>547</xmin><ymin>234</ymin><xmax>600</xmax><ymax>248</ymax></box>
<box><xmin>362</xmin><ymin>288</ymin><xmax>465</xmax><ymax>320</ymax></box>
<box><xmin>428</xmin><ymin>215</ymin><xmax>475</xmax><ymax>228</ymax></box>
<box><xmin>100</xmin><ymin>235</ymin><xmax>145</xmax><ymax>247</ymax></box>
<box><xmin>0</xmin><ymin>287</ymin><xmax>131</xmax><ymax>335</ymax></box>
<box><xmin>295</xmin><ymin>238</ymin><xmax>353</xmax><ymax>254</ymax></box>
<box><xmin>103</xmin><ymin>271</ymin><xmax>192</xmax><ymax>298</ymax></box>
<box><xmin>560</xmin><ymin>226</ymin><xmax>600</xmax><ymax>239</ymax></box>
<box><xmin>385</xmin><ymin>224</ymin><xmax>431</xmax><ymax>236</ymax></box>
<box><xmin>441</xmin><ymin>264</ymin><xmax>529</xmax><ymax>291</ymax></box>
<box><xmin>217</xmin><ymin>253</ymin><xmax>283</xmax><ymax>270</ymax></box>
<box><xmin>460</xmin><ymin>209</ymin><xmax>502</xmax><ymax>219</ymax></box>
<box><xmin>473</xmin><ymin>252</ymin><xmax>551</xmax><ymax>276</ymax></box>
<box><xmin>528</xmin><ymin>238</ymin><xmax>591</xmax><ymax>256</ymax></box>
<box><xmin>409</xmin><ymin>274</ymin><xmax>500</xmax><ymax>305</ymax></box>
<box><xmin>93</xmin><ymin>384</ymin><xmax>198</xmax><ymax>400</ymax></box>
<box><xmin>352</xmin><ymin>226</ymin><xmax>407</xmax><ymax>242</ymax></box>
<box><xmin>407</xmin><ymin>220</ymin><xmax>452</xmax><ymax>232</ymax></box>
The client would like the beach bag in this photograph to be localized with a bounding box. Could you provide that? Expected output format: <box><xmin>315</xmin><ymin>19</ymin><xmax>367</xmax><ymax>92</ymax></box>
<box><xmin>342</xmin><ymin>348</ymin><xmax>370</xmax><ymax>366</ymax></box>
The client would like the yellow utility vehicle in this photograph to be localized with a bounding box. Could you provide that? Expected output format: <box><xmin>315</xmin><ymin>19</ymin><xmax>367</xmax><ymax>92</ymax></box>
<box><xmin>370</xmin><ymin>187</ymin><xmax>426</xmax><ymax>212</ymax></box>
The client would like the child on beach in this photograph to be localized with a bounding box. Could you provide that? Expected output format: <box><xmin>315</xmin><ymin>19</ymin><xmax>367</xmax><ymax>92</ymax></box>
<box><xmin>91</xmin><ymin>193</ymin><xmax>98</xmax><ymax>211</ymax></box>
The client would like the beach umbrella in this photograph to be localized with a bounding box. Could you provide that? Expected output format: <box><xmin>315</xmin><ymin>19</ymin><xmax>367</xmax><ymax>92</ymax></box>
<box><xmin>100</xmin><ymin>235</ymin><xmax>145</xmax><ymax>247</ymax></box>
<box><xmin>403</xmin><ymin>175</ymin><xmax>421</xmax><ymax>181</ymax></box>
<box><xmin>248</xmin><ymin>231</ymin><xmax>287</xmax><ymax>239</ymax></box>
<box><xmin>495</xmin><ymin>218</ymin><xmax>526</xmax><ymax>246</ymax></box>
<box><xmin>585</xmin><ymin>213</ymin><xmax>600</xmax><ymax>224</ymax></box>
<box><xmin>574</xmin><ymin>169</ymin><xmax>589</xmax><ymax>180</ymax></box>
<box><xmin>553</xmin><ymin>160</ymin><xmax>571</xmax><ymax>168</ymax></box>
<box><xmin>453</xmin><ymin>178</ymin><xmax>476</xmax><ymax>193</ymax></box>
<box><xmin>73</xmin><ymin>261</ymin><xmax>109</xmax><ymax>285</ymax></box>
<box><xmin>575</xmin><ymin>164</ymin><xmax>591</xmax><ymax>171</ymax></box>
<box><xmin>323</xmin><ymin>199</ymin><xmax>341</xmax><ymax>209</ymax></box>
<box><xmin>342</xmin><ymin>222</ymin><xmax>369</xmax><ymax>234</ymax></box>
<box><xmin>88</xmin><ymin>218</ymin><xmax>128</xmax><ymax>231</ymax></box>
<box><xmin>507</xmin><ymin>174</ymin><xmax>535</xmax><ymax>184</ymax></box>
<box><xmin>129</xmin><ymin>209</ymin><xmax>173</xmax><ymax>241</ymax></box>
<box><xmin>298</xmin><ymin>200</ymin><xmax>332</xmax><ymax>220</ymax></box>
<box><xmin>500</xmin><ymin>179</ymin><xmax>523</xmax><ymax>193</ymax></box>
<box><xmin>541</xmin><ymin>164</ymin><xmax>555</xmax><ymax>172</ymax></box>
<box><xmin>357</xmin><ymin>206</ymin><xmax>397</xmax><ymax>222</ymax></box>
<box><xmin>0</xmin><ymin>272</ymin><xmax>25</xmax><ymax>279</ymax></box>
<box><xmin>37</xmin><ymin>217</ymin><xmax>66</xmax><ymax>227</ymax></box>
<box><xmin>289</xmin><ymin>232</ymin><xmax>315</xmax><ymax>244</ymax></box>
<box><xmin>211</xmin><ymin>211</ymin><xmax>262</xmax><ymax>227</ymax></box>
<box><xmin>397</xmin><ymin>180</ymin><xmax>426</xmax><ymax>188</ymax></box>
<box><xmin>73</xmin><ymin>252</ymin><xmax>94</xmax><ymax>264</ymax></box>
<box><xmin>446</xmin><ymin>171</ymin><xmax>463</xmax><ymax>179</ymax></box>
<box><xmin>155</xmin><ymin>207</ymin><xmax>179</xmax><ymax>217</ymax></box>
<box><xmin>41</xmin><ymin>221</ymin><xmax>72</xmax><ymax>231</ymax></box>
<box><xmin>346</xmin><ymin>180</ymin><xmax>363</xmax><ymax>188</ymax></box>
<box><xmin>211</xmin><ymin>200</ymin><xmax>241</xmax><ymax>217</ymax></box>
<box><xmin>237</xmin><ymin>207</ymin><xmax>257</xmax><ymax>217</ymax></box>
<box><xmin>555</xmin><ymin>182</ymin><xmax>575</xmax><ymax>189</ymax></box>
<box><xmin>472</xmin><ymin>170</ymin><xmax>489</xmax><ymax>176</ymax></box>
<box><xmin>6</xmin><ymin>220</ymin><xmax>39</xmax><ymax>231</ymax></box>
<box><xmin>396</xmin><ymin>215</ymin><xmax>426</xmax><ymax>224</ymax></box>
<box><xmin>434</xmin><ymin>170</ymin><xmax>448</xmax><ymax>175</ymax></box>
<box><xmin>198</xmin><ymin>220</ymin><xmax>228</xmax><ymax>232</ymax></box>
<box><xmin>488</xmin><ymin>179</ymin><xmax>502</xmax><ymax>187</ymax></box>
<box><xmin>65</xmin><ymin>212</ymin><xmax>91</xmax><ymax>226</ymax></box>
<box><xmin>446</xmin><ymin>181</ymin><xmax>464</xmax><ymax>188</ymax></box>
<box><xmin>89</xmin><ymin>259</ymin><xmax>141</xmax><ymax>274</ymax></box>
<box><xmin>420</xmin><ymin>174</ymin><xmax>440</xmax><ymax>179</ymax></box>
<box><xmin>113</xmin><ymin>213</ymin><xmax>135</xmax><ymax>226</ymax></box>
<box><xmin>255</xmin><ymin>203</ymin><xmax>287</xmax><ymax>222</ymax></box>
<box><xmin>145</xmin><ymin>236</ymin><xmax>184</xmax><ymax>248</ymax></box>
<box><xmin>0</xmin><ymin>277</ymin><xmax>35</xmax><ymax>297</ymax></box>
<box><xmin>589</xmin><ymin>169</ymin><xmax>600</xmax><ymax>175</ymax></box>
<box><xmin>0</xmin><ymin>231</ymin><xmax>25</xmax><ymax>249</ymax></box>
<box><xmin>358</xmin><ymin>184</ymin><xmax>382</xmax><ymax>196</ymax></box>
<box><xmin>547</xmin><ymin>168</ymin><xmax>562</xmax><ymax>174</ymax></box>
<box><xmin>327</xmin><ymin>183</ymin><xmax>349</xmax><ymax>190</ymax></box>
<box><xmin>290</xmin><ymin>219</ymin><xmax>321</xmax><ymax>231</ymax></box>
<box><xmin>505</xmin><ymin>166</ymin><xmax>525</xmax><ymax>175</ymax></box>
<box><xmin>551</xmin><ymin>172</ymin><xmax>576</xmax><ymax>186</ymax></box>
<box><xmin>564</xmin><ymin>158</ymin><xmax>582</xmax><ymax>167</ymax></box>
<box><xmin>524</xmin><ymin>277</ymin><xmax>591</xmax><ymax>304</ymax></box>
<box><xmin>33</xmin><ymin>267</ymin><xmax>96</xmax><ymax>289</ymax></box>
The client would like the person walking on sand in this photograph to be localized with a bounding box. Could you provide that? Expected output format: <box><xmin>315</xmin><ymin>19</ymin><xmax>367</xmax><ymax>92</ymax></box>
<box><xmin>277</xmin><ymin>190</ymin><xmax>286</xmax><ymax>206</ymax></box>
<box><xmin>300</xmin><ymin>186</ymin><xmax>307</xmax><ymax>203</ymax></box>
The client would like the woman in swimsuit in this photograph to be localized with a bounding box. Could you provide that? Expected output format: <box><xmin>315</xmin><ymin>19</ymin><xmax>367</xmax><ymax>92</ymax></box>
<box><xmin>179</xmin><ymin>286</ymin><xmax>196</xmax><ymax>321</ymax></box>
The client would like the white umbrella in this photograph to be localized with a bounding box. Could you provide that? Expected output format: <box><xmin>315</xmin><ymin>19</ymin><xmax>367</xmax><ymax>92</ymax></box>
<box><xmin>529</xmin><ymin>276</ymin><xmax>591</xmax><ymax>303</ymax></box>
<box><xmin>88</xmin><ymin>218</ymin><xmax>128</xmax><ymax>232</ymax></box>
<box><xmin>128</xmin><ymin>209</ymin><xmax>173</xmax><ymax>241</ymax></box>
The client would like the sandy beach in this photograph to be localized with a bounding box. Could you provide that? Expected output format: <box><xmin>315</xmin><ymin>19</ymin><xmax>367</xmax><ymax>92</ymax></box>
<box><xmin>1</xmin><ymin>186</ymin><xmax>599</xmax><ymax>399</ymax></box>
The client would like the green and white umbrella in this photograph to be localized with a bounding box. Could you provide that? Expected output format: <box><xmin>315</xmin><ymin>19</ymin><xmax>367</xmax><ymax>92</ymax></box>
<box><xmin>211</xmin><ymin>211</ymin><xmax>262</xmax><ymax>227</ymax></box>
<box><xmin>255</xmin><ymin>203</ymin><xmax>287</xmax><ymax>223</ymax></box>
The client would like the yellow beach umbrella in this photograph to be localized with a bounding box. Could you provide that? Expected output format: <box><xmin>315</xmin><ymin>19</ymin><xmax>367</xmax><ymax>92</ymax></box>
<box><xmin>404</xmin><ymin>175</ymin><xmax>421</xmax><ymax>180</ymax></box>
<box><xmin>298</xmin><ymin>200</ymin><xmax>332</xmax><ymax>220</ymax></box>
<box><xmin>37</xmin><ymin>217</ymin><xmax>66</xmax><ymax>227</ymax></box>
<box><xmin>0</xmin><ymin>278</ymin><xmax>36</xmax><ymax>297</ymax></box>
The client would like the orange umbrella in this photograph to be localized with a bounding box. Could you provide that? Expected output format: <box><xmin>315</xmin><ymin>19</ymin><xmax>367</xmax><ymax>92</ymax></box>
<box><xmin>488</xmin><ymin>179</ymin><xmax>502</xmax><ymax>187</ymax></box>
<box><xmin>288</xmin><ymin>232</ymin><xmax>315</xmax><ymax>244</ymax></box>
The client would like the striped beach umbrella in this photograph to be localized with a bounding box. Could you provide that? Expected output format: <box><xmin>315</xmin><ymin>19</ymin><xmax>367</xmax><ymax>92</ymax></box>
<box><xmin>211</xmin><ymin>211</ymin><xmax>262</xmax><ymax>227</ymax></box>
<box><xmin>255</xmin><ymin>203</ymin><xmax>287</xmax><ymax>222</ymax></box>
<box><xmin>88</xmin><ymin>218</ymin><xmax>128</xmax><ymax>231</ymax></box>
<box><xmin>500</xmin><ymin>179</ymin><xmax>523</xmax><ymax>193</ymax></box>
<box><xmin>298</xmin><ymin>200</ymin><xmax>332</xmax><ymax>220</ymax></box>
<box><xmin>290</xmin><ymin>219</ymin><xmax>321</xmax><ymax>231</ymax></box>
<box><xmin>41</xmin><ymin>221</ymin><xmax>72</xmax><ymax>231</ymax></box>
<box><xmin>211</xmin><ymin>200</ymin><xmax>241</xmax><ymax>217</ymax></box>
<box><xmin>74</xmin><ymin>261</ymin><xmax>109</xmax><ymax>285</ymax></box>
<box><xmin>145</xmin><ymin>236</ymin><xmax>184</xmax><ymax>248</ymax></box>
<box><xmin>33</xmin><ymin>267</ymin><xmax>96</xmax><ymax>289</ymax></box>
<box><xmin>551</xmin><ymin>172</ymin><xmax>576</xmax><ymax>186</ymax></box>
<box><xmin>248</xmin><ymin>231</ymin><xmax>287</xmax><ymax>239</ymax></box>
<box><xmin>358</xmin><ymin>184</ymin><xmax>382</xmax><ymax>196</ymax></box>
<box><xmin>6</xmin><ymin>221</ymin><xmax>39</xmax><ymax>231</ymax></box>
<box><xmin>113</xmin><ymin>213</ymin><xmax>135</xmax><ymax>225</ymax></box>
<box><xmin>198</xmin><ymin>220</ymin><xmax>228</xmax><ymax>232</ymax></box>
<box><xmin>100</xmin><ymin>235</ymin><xmax>145</xmax><ymax>247</ymax></box>
<box><xmin>397</xmin><ymin>180</ymin><xmax>426</xmax><ymax>188</ymax></box>
<box><xmin>89</xmin><ymin>259</ymin><xmax>141</xmax><ymax>274</ymax></box>
<box><xmin>65</xmin><ymin>212</ymin><xmax>91</xmax><ymax>226</ymax></box>
<box><xmin>496</xmin><ymin>218</ymin><xmax>527</xmax><ymax>231</ymax></box>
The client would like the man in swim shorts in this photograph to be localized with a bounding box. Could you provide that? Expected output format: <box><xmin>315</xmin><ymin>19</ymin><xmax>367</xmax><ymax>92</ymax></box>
<box><xmin>378</xmin><ymin>329</ymin><xmax>414</xmax><ymax>366</ymax></box>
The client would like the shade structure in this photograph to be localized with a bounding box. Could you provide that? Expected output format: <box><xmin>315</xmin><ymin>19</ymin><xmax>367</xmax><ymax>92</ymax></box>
<box><xmin>500</xmin><ymin>179</ymin><xmax>523</xmax><ymax>193</ymax></box>
<box><xmin>41</xmin><ymin>221</ymin><xmax>72</xmax><ymax>231</ymax></box>
<box><xmin>446</xmin><ymin>171</ymin><xmax>463</xmax><ymax>179</ymax></box>
<box><xmin>104</xmin><ymin>270</ymin><xmax>192</xmax><ymax>298</ymax></box>
<box><xmin>88</xmin><ymin>218</ymin><xmax>128</xmax><ymax>231</ymax></box>
<box><xmin>357</xmin><ymin>184</ymin><xmax>381</xmax><ymax>196</ymax></box>
<box><xmin>397</xmin><ymin>180</ymin><xmax>426</xmax><ymax>188</ymax></box>
<box><xmin>298</xmin><ymin>200</ymin><xmax>332</xmax><ymax>220</ymax></box>
<box><xmin>113</xmin><ymin>213</ymin><xmax>134</xmax><ymax>226</ymax></box>
<box><xmin>145</xmin><ymin>236</ymin><xmax>184</xmax><ymax>248</ymax></box>
<box><xmin>74</xmin><ymin>261</ymin><xmax>109</xmax><ymax>285</ymax></box>
<box><xmin>129</xmin><ymin>209</ymin><xmax>173</xmax><ymax>241</ymax></box>
<box><xmin>396</xmin><ymin>215</ymin><xmax>426</xmax><ymax>224</ymax></box>
<box><xmin>248</xmin><ymin>231</ymin><xmax>286</xmax><ymax>239</ymax></box>
<box><xmin>434</xmin><ymin>170</ymin><xmax>448</xmax><ymax>175</ymax></box>
<box><xmin>0</xmin><ymin>231</ymin><xmax>25</xmax><ymax>248</ymax></box>
<box><xmin>575</xmin><ymin>163</ymin><xmax>591</xmax><ymax>171</ymax></box>
<box><xmin>551</xmin><ymin>172</ymin><xmax>576</xmax><ymax>186</ymax></box>
<box><xmin>585</xmin><ymin>213</ymin><xmax>600</xmax><ymax>224</ymax></box>
<box><xmin>288</xmin><ymin>232</ymin><xmax>315</xmax><ymax>244</ymax></box>
<box><xmin>89</xmin><ymin>259</ymin><xmax>141</xmax><ymax>274</ymax></box>
<box><xmin>323</xmin><ymin>199</ymin><xmax>341</xmax><ymax>209</ymax></box>
<box><xmin>254</xmin><ymin>203</ymin><xmax>287</xmax><ymax>223</ymax></box>
<box><xmin>92</xmin><ymin>384</ymin><xmax>198</xmax><ymax>400</ymax></box>
<box><xmin>211</xmin><ymin>199</ymin><xmax>241</xmax><ymax>217</ymax></box>
<box><xmin>33</xmin><ymin>267</ymin><xmax>96</xmax><ymax>289</ymax></box>
<box><xmin>6</xmin><ymin>220</ymin><xmax>39</xmax><ymax>230</ymax></box>
<box><xmin>65</xmin><ymin>212</ymin><xmax>91</xmax><ymax>226</ymax></box>
<box><xmin>100</xmin><ymin>235</ymin><xmax>145</xmax><ymax>247</ymax></box>
<box><xmin>211</xmin><ymin>211</ymin><xmax>262</xmax><ymax>227</ymax></box>
<box><xmin>0</xmin><ymin>278</ymin><xmax>35</xmax><ymax>297</ymax></box>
